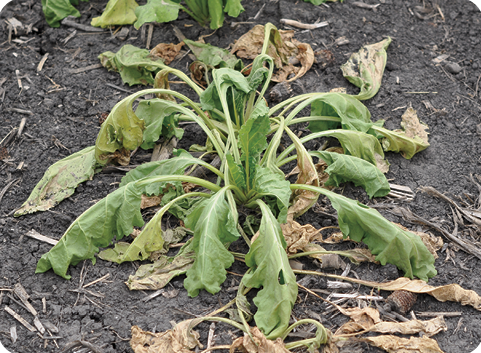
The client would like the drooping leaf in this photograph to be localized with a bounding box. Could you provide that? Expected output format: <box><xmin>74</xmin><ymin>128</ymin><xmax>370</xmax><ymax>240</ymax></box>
<box><xmin>126</xmin><ymin>239</ymin><xmax>195</xmax><ymax>290</ymax></box>
<box><xmin>135</xmin><ymin>99</ymin><xmax>184</xmax><ymax>149</ymax></box>
<box><xmin>341</xmin><ymin>37</ymin><xmax>392</xmax><ymax>100</ymax></box>
<box><xmin>15</xmin><ymin>146</ymin><xmax>99</xmax><ymax>216</ymax></box>
<box><xmin>252</xmin><ymin>167</ymin><xmax>291</xmax><ymax>223</ymax></box>
<box><xmin>120</xmin><ymin>149</ymin><xmax>218</xmax><ymax>186</ymax></box>
<box><xmin>184</xmin><ymin>39</ymin><xmax>243</xmax><ymax>71</ymax></box>
<box><xmin>373</xmin><ymin>107</ymin><xmax>430</xmax><ymax>159</ymax></box>
<box><xmin>311</xmin><ymin>150</ymin><xmax>390</xmax><ymax>198</ymax></box>
<box><xmin>361</xmin><ymin>335</ymin><xmax>444</xmax><ymax>353</ymax></box>
<box><xmin>94</xmin><ymin>92</ymin><xmax>145</xmax><ymax>165</ymax></box>
<box><xmin>133</xmin><ymin>0</ymin><xmax>183</xmax><ymax>30</ymax></box>
<box><xmin>41</xmin><ymin>0</ymin><xmax>81</xmax><ymax>27</ymax></box>
<box><xmin>91</xmin><ymin>0</ymin><xmax>138</xmax><ymax>28</ymax></box>
<box><xmin>99</xmin><ymin>44</ymin><xmax>166</xmax><ymax>86</ymax></box>
<box><xmin>242</xmin><ymin>200</ymin><xmax>298</xmax><ymax>339</ymax></box>
<box><xmin>308</xmin><ymin>92</ymin><xmax>373</xmax><ymax>133</ymax></box>
<box><xmin>184</xmin><ymin>188</ymin><xmax>240</xmax><ymax>296</ymax></box>
<box><xmin>312</xmin><ymin>186</ymin><xmax>436</xmax><ymax>281</ymax></box>
<box><xmin>35</xmin><ymin>181</ymin><xmax>149</xmax><ymax>279</ymax></box>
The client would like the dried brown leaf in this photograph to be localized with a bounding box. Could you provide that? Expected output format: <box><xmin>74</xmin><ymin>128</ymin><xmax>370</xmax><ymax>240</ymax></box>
<box><xmin>229</xmin><ymin>326</ymin><xmax>289</xmax><ymax>353</ymax></box>
<box><xmin>361</xmin><ymin>335</ymin><xmax>444</xmax><ymax>353</ymax></box>
<box><xmin>367</xmin><ymin>316</ymin><xmax>447</xmax><ymax>337</ymax></box>
<box><xmin>150</xmin><ymin>42</ymin><xmax>184</xmax><ymax>65</ymax></box>
<box><xmin>140</xmin><ymin>194</ymin><xmax>162</xmax><ymax>209</ymax></box>
<box><xmin>400</xmin><ymin>107</ymin><xmax>429</xmax><ymax>145</ymax></box>
<box><xmin>131</xmin><ymin>320</ymin><xmax>202</xmax><ymax>353</ymax></box>
<box><xmin>335</xmin><ymin>307</ymin><xmax>381</xmax><ymax>335</ymax></box>
<box><xmin>281</xmin><ymin>220</ymin><xmax>321</xmax><ymax>254</ymax></box>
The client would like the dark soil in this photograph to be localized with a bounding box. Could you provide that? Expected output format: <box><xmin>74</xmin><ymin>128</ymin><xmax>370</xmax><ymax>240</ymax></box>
<box><xmin>1</xmin><ymin>0</ymin><xmax>481</xmax><ymax>352</ymax></box>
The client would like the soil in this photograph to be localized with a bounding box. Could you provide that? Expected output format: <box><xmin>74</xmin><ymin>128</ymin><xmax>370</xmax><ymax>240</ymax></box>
<box><xmin>1</xmin><ymin>0</ymin><xmax>481</xmax><ymax>352</ymax></box>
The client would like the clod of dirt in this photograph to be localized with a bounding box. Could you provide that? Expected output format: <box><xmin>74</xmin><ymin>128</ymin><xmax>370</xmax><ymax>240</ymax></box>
<box><xmin>445</xmin><ymin>62</ymin><xmax>462</xmax><ymax>74</ymax></box>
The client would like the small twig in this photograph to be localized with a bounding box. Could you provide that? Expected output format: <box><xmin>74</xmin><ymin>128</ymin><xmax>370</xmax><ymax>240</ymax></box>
<box><xmin>4</xmin><ymin>306</ymin><xmax>36</xmax><ymax>332</ymax></box>
<box><xmin>146</xmin><ymin>23</ymin><xmax>154</xmax><ymax>50</ymax></box>
<box><xmin>17</xmin><ymin>117</ymin><xmax>27</xmax><ymax>137</ymax></box>
<box><xmin>0</xmin><ymin>178</ymin><xmax>18</xmax><ymax>205</ymax></box>
<box><xmin>7</xmin><ymin>108</ymin><xmax>33</xmax><ymax>115</ymax></box>
<box><xmin>352</xmin><ymin>1</ymin><xmax>381</xmax><ymax>10</ymax></box>
<box><xmin>61</xmin><ymin>340</ymin><xmax>104</xmax><ymax>353</ymax></box>
<box><xmin>61</xmin><ymin>17</ymin><xmax>107</xmax><ymax>32</ymax></box>
<box><xmin>68</xmin><ymin>63</ymin><xmax>103</xmax><ymax>75</ymax></box>
<box><xmin>141</xmin><ymin>289</ymin><xmax>164</xmax><ymax>302</ymax></box>
<box><xmin>280</xmin><ymin>19</ymin><xmax>329</xmax><ymax>30</ymax></box>
<box><xmin>105</xmin><ymin>82</ymin><xmax>133</xmax><ymax>93</ymax></box>
<box><xmin>83</xmin><ymin>274</ymin><xmax>110</xmax><ymax>288</ymax></box>
<box><xmin>415</xmin><ymin>311</ymin><xmax>462</xmax><ymax>317</ymax></box>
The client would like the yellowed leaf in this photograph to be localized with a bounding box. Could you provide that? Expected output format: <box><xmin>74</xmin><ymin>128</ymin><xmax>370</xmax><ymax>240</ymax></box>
<box><xmin>361</xmin><ymin>335</ymin><xmax>444</xmax><ymax>353</ymax></box>
<box><xmin>150</xmin><ymin>42</ymin><xmax>184</xmax><ymax>65</ymax></box>
<box><xmin>131</xmin><ymin>320</ymin><xmax>202</xmax><ymax>353</ymax></box>
<box><xmin>229</xmin><ymin>326</ymin><xmax>289</xmax><ymax>353</ymax></box>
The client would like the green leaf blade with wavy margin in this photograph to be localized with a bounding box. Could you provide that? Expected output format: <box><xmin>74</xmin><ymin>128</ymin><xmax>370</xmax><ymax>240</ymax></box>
<box><xmin>15</xmin><ymin>146</ymin><xmax>99</xmax><ymax>216</ymax></box>
<box><xmin>312</xmin><ymin>151</ymin><xmax>390</xmax><ymax>198</ymax></box>
<box><xmin>311</xmin><ymin>186</ymin><xmax>436</xmax><ymax>281</ymax></box>
<box><xmin>35</xmin><ymin>181</ymin><xmax>147</xmax><ymax>279</ymax></box>
<box><xmin>242</xmin><ymin>200</ymin><xmax>298</xmax><ymax>339</ymax></box>
<box><xmin>253</xmin><ymin>167</ymin><xmax>291</xmax><ymax>223</ymax></box>
<box><xmin>184</xmin><ymin>189</ymin><xmax>240</xmax><ymax>296</ymax></box>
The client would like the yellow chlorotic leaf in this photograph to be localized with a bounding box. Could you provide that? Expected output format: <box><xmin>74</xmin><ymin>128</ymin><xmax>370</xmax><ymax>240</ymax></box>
<box><xmin>361</xmin><ymin>335</ymin><xmax>444</xmax><ymax>353</ymax></box>
<box><xmin>131</xmin><ymin>320</ymin><xmax>202</xmax><ymax>353</ymax></box>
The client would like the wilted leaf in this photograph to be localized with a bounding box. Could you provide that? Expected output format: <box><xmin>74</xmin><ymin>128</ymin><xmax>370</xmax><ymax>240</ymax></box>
<box><xmin>99</xmin><ymin>44</ymin><xmax>166</xmax><ymax>86</ymax></box>
<box><xmin>231</xmin><ymin>24</ymin><xmax>314</xmax><ymax>82</ymax></box>
<box><xmin>141</xmin><ymin>194</ymin><xmax>162</xmax><ymax>209</ymax></box>
<box><xmin>341</xmin><ymin>37</ymin><xmax>391</xmax><ymax>100</ymax></box>
<box><xmin>15</xmin><ymin>146</ymin><xmax>99</xmax><ymax>216</ymax></box>
<box><xmin>311</xmin><ymin>150</ymin><xmax>391</xmax><ymax>198</ymax></box>
<box><xmin>395</xmin><ymin>224</ymin><xmax>442</xmax><ymax>259</ymax></box>
<box><xmin>41</xmin><ymin>0</ymin><xmax>80</xmax><ymax>28</ymax></box>
<box><xmin>242</xmin><ymin>201</ymin><xmax>298</xmax><ymax>339</ymax></box>
<box><xmin>360</xmin><ymin>335</ymin><xmax>444</xmax><ymax>353</ymax></box>
<box><xmin>133</xmin><ymin>0</ymin><xmax>183</xmax><ymax>30</ymax></box>
<box><xmin>230</xmin><ymin>326</ymin><xmax>290</xmax><ymax>353</ymax></box>
<box><xmin>150</xmin><ymin>42</ymin><xmax>184</xmax><ymax>65</ymax></box>
<box><xmin>185</xmin><ymin>39</ymin><xmax>243</xmax><ymax>71</ymax></box>
<box><xmin>373</xmin><ymin>107</ymin><xmax>430</xmax><ymax>159</ymax></box>
<box><xmin>304</xmin><ymin>243</ymin><xmax>378</xmax><ymax>265</ymax></box>
<box><xmin>91</xmin><ymin>0</ymin><xmax>138</xmax><ymax>28</ymax></box>
<box><xmin>127</xmin><ymin>240</ymin><xmax>195</xmax><ymax>290</ymax></box>
<box><xmin>131</xmin><ymin>319</ymin><xmax>202</xmax><ymax>353</ymax></box>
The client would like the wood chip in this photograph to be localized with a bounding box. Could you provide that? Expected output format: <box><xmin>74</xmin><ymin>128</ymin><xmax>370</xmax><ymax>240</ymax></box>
<box><xmin>68</xmin><ymin>63</ymin><xmax>103</xmax><ymax>75</ymax></box>
<box><xmin>4</xmin><ymin>306</ymin><xmax>36</xmax><ymax>332</ymax></box>
<box><xmin>13</xmin><ymin>283</ymin><xmax>37</xmax><ymax>316</ymax></box>
<box><xmin>37</xmin><ymin>53</ymin><xmax>49</xmax><ymax>72</ymax></box>
<box><xmin>25</xmin><ymin>229</ymin><xmax>58</xmax><ymax>246</ymax></box>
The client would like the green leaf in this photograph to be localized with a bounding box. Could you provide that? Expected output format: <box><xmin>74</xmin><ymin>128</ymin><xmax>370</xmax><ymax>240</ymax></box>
<box><xmin>341</xmin><ymin>37</ymin><xmax>392</xmax><ymax>100</ymax></box>
<box><xmin>242</xmin><ymin>200</ymin><xmax>297</xmax><ymax>339</ymax></box>
<box><xmin>133</xmin><ymin>0</ymin><xmax>183</xmax><ymax>29</ymax></box>
<box><xmin>184</xmin><ymin>188</ymin><xmax>240</xmax><ymax>296</ymax></box>
<box><xmin>135</xmin><ymin>99</ymin><xmax>184</xmax><ymax>149</ymax></box>
<box><xmin>120</xmin><ymin>149</ymin><xmax>218</xmax><ymax>186</ymax></box>
<box><xmin>310</xmin><ymin>186</ymin><xmax>437</xmax><ymax>281</ymax></box>
<box><xmin>238</xmin><ymin>103</ymin><xmax>270</xmax><ymax>160</ymax></box>
<box><xmin>224</xmin><ymin>0</ymin><xmax>244</xmax><ymax>17</ymax></box>
<box><xmin>41</xmin><ymin>0</ymin><xmax>80</xmax><ymax>27</ymax></box>
<box><xmin>15</xmin><ymin>146</ymin><xmax>99</xmax><ymax>216</ymax></box>
<box><xmin>98</xmin><ymin>44</ymin><xmax>166</xmax><ymax>86</ymax></box>
<box><xmin>35</xmin><ymin>181</ymin><xmax>148</xmax><ymax>279</ymax></box>
<box><xmin>308</xmin><ymin>93</ymin><xmax>373</xmax><ymax>133</ymax></box>
<box><xmin>208</xmin><ymin>0</ymin><xmax>224</xmax><ymax>29</ymax></box>
<box><xmin>312</xmin><ymin>151</ymin><xmax>390</xmax><ymax>198</ymax></box>
<box><xmin>226</xmin><ymin>153</ymin><xmax>247</xmax><ymax>191</ymax></box>
<box><xmin>126</xmin><ymin>239</ymin><xmax>195</xmax><ymax>290</ymax></box>
<box><xmin>184</xmin><ymin>39</ymin><xmax>243</xmax><ymax>70</ymax></box>
<box><xmin>91</xmin><ymin>0</ymin><xmax>138</xmax><ymax>28</ymax></box>
<box><xmin>252</xmin><ymin>167</ymin><xmax>291</xmax><ymax>223</ymax></box>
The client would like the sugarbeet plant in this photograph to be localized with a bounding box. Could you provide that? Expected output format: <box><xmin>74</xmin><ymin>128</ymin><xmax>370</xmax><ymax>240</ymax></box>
<box><xmin>17</xmin><ymin>24</ymin><xmax>435</xmax><ymax>341</ymax></box>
